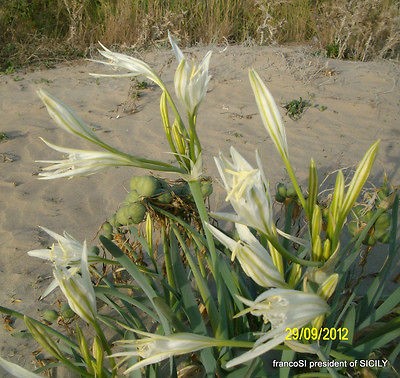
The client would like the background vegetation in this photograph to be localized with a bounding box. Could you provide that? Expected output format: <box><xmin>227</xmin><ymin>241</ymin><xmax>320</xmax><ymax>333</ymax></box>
<box><xmin>1</xmin><ymin>0</ymin><xmax>399</xmax><ymax>71</ymax></box>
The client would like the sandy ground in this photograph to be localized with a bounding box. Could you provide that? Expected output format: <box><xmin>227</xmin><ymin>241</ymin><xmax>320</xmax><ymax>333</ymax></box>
<box><xmin>0</xmin><ymin>44</ymin><xmax>399</xmax><ymax>373</ymax></box>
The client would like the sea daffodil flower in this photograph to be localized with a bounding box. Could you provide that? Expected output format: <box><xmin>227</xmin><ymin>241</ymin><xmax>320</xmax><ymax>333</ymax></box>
<box><xmin>54</xmin><ymin>242</ymin><xmax>97</xmax><ymax>324</ymax></box>
<box><xmin>27</xmin><ymin>227</ymin><xmax>88</xmax><ymax>298</ymax></box>
<box><xmin>213</xmin><ymin>147</ymin><xmax>275</xmax><ymax>236</ymax></box>
<box><xmin>28</xmin><ymin>227</ymin><xmax>84</xmax><ymax>266</ymax></box>
<box><xmin>37</xmin><ymin>139</ymin><xmax>139</xmax><ymax>179</ymax></box>
<box><xmin>111</xmin><ymin>330</ymin><xmax>222</xmax><ymax>374</ymax></box>
<box><xmin>207</xmin><ymin>223</ymin><xmax>286</xmax><ymax>288</ymax></box>
<box><xmin>90</xmin><ymin>43</ymin><xmax>165</xmax><ymax>89</ymax></box>
<box><xmin>226</xmin><ymin>288</ymin><xmax>329</xmax><ymax>368</ymax></box>
<box><xmin>169</xmin><ymin>31</ymin><xmax>212</xmax><ymax>117</ymax></box>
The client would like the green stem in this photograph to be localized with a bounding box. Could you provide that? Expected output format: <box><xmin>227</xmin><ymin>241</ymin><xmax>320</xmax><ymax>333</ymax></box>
<box><xmin>162</xmin><ymin>225</ymin><xmax>176</xmax><ymax>305</ymax></box>
<box><xmin>283</xmin><ymin>157</ymin><xmax>306</xmax><ymax>210</ymax></box>
<box><xmin>268</xmin><ymin>236</ymin><xmax>322</xmax><ymax>267</ymax></box>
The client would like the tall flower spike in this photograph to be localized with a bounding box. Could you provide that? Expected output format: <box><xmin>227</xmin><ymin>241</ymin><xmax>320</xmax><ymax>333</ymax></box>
<box><xmin>226</xmin><ymin>289</ymin><xmax>329</xmax><ymax>368</ymax></box>
<box><xmin>169</xmin><ymin>31</ymin><xmax>212</xmax><ymax>117</ymax></box>
<box><xmin>111</xmin><ymin>330</ymin><xmax>221</xmax><ymax>374</ymax></box>
<box><xmin>213</xmin><ymin>147</ymin><xmax>275</xmax><ymax>236</ymax></box>
<box><xmin>54</xmin><ymin>241</ymin><xmax>97</xmax><ymax>324</ymax></box>
<box><xmin>207</xmin><ymin>223</ymin><xmax>286</xmax><ymax>288</ymax></box>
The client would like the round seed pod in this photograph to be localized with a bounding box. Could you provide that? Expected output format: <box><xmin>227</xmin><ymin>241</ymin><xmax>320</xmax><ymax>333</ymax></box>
<box><xmin>277</xmin><ymin>183</ymin><xmax>287</xmax><ymax>198</ymax></box>
<box><xmin>115</xmin><ymin>205</ymin><xmax>131</xmax><ymax>226</ymax></box>
<box><xmin>101</xmin><ymin>222</ymin><xmax>113</xmax><ymax>239</ymax></box>
<box><xmin>286</xmin><ymin>184</ymin><xmax>297</xmax><ymax>199</ymax></box>
<box><xmin>200</xmin><ymin>180</ymin><xmax>213</xmax><ymax>198</ymax></box>
<box><xmin>124</xmin><ymin>190</ymin><xmax>140</xmax><ymax>204</ymax></box>
<box><xmin>61</xmin><ymin>303</ymin><xmax>75</xmax><ymax>319</ymax></box>
<box><xmin>155</xmin><ymin>191</ymin><xmax>173</xmax><ymax>204</ymax></box>
<box><xmin>42</xmin><ymin>309</ymin><xmax>59</xmax><ymax>323</ymax></box>
<box><xmin>127</xmin><ymin>202</ymin><xmax>147</xmax><ymax>224</ymax></box>
<box><xmin>116</xmin><ymin>203</ymin><xmax>146</xmax><ymax>225</ymax></box>
<box><xmin>130</xmin><ymin>176</ymin><xmax>161</xmax><ymax>197</ymax></box>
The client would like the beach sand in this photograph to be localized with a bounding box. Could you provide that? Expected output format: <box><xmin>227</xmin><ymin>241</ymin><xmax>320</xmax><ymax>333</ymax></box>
<box><xmin>0</xmin><ymin>44</ymin><xmax>399</xmax><ymax>373</ymax></box>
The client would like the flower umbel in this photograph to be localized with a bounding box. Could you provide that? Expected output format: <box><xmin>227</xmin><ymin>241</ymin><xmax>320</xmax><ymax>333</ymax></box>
<box><xmin>111</xmin><ymin>330</ymin><xmax>221</xmax><ymax>374</ymax></box>
<box><xmin>213</xmin><ymin>147</ymin><xmax>275</xmax><ymax>236</ymax></box>
<box><xmin>169</xmin><ymin>31</ymin><xmax>212</xmax><ymax>117</ymax></box>
<box><xmin>226</xmin><ymin>288</ymin><xmax>329</xmax><ymax>368</ymax></box>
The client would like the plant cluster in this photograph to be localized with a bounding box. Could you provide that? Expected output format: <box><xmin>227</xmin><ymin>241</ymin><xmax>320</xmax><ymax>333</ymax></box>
<box><xmin>0</xmin><ymin>33</ymin><xmax>399</xmax><ymax>378</ymax></box>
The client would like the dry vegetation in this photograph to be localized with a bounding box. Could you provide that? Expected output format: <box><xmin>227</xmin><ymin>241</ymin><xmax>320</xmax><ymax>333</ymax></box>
<box><xmin>1</xmin><ymin>0</ymin><xmax>399</xmax><ymax>71</ymax></box>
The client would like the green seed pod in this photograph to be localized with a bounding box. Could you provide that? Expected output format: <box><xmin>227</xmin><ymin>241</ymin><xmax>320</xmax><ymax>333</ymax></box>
<box><xmin>156</xmin><ymin>191</ymin><xmax>173</xmax><ymax>204</ymax></box>
<box><xmin>124</xmin><ymin>190</ymin><xmax>140</xmax><ymax>204</ymax></box>
<box><xmin>277</xmin><ymin>183</ymin><xmax>287</xmax><ymax>198</ymax></box>
<box><xmin>101</xmin><ymin>222</ymin><xmax>113</xmax><ymax>239</ymax></box>
<box><xmin>42</xmin><ymin>309</ymin><xmax>59</xmax><ymax>323</ymax></box>
<box><xmin>116</xmin><ymin>203</ymin><xmax>146</xmax><ymax>225</ymax></box>
<box><xmin>129</xmin><ymin>176</ymin><xmax>161</xmax><ymax>197</ymax></box>
<box><xmin>200</xmin><ymin>180</ymin><xmax>213</xmax><ymax>198</ymax></box>
<box><xmin>61</xmin><ymin>303</ymin><xmax>75</xmax><ymax>319</ymax></box>
<box><xmin>286</xmin><ymin>184</ymin><xmax>297</xmax><ymax>198</ymax></box>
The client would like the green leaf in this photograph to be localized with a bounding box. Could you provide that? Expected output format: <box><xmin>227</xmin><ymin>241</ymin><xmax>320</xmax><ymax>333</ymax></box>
<box><xmin>100</xmin><ymin>236</ymin><xmax>170</xmax><ymax>334</ymax></box>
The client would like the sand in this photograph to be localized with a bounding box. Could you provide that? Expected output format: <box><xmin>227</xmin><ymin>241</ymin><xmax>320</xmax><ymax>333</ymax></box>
<box><xmin>0</xmin><ymin>44</ymin><xmax>399</xmax><ymax>373</ymax></box>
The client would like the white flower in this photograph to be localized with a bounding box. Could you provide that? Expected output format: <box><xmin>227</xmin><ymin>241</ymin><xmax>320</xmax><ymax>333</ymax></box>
<box><xmin>37</xmin><ymin>139</ymin><xmax>135</xmax><ymax>179</ymax></box>
<box><xmin>249</xmin><ymin>69</ymin><xmax>289</xmax><ymax>160</ymax></box>
<box><xmin>54</xmin><ymin>242</ymin><xmax>97</xmax><ymax>324</ymax></box>
<box><xmin>207</xmin><ymin>223</ymin><xmax>286</xmax><ymax>288</ymax></box>
<box><xmin>37</xmin><ymin>89</ymin><xmax>103</xmax><ymax>146</ymax></box>
<box><xmin>111</xmin><ymin>330</ymin><xmax>220</xmax><ymax>374</ymax></box>
<box><xmin>28</xmin><ymin>227</ymin><xmax>88</xmax><ymax>299</ymax></box>
<box><xmin>169</xmin><ymin>31</ymin><xmax>212</xmax><ymax>117</ymax></box>
<box><xmin>213</xmin><ymin>147</ymin><xmax>275</xmax><ymax>236</ymax></box>
<box><xmin>28</xmin><ymin>227</ymin><xmax>83</xmax><ymax>265</ymax></box>
<box><xmin>226</xmin><ymin>289</ymin><xmax>329</xmax><ymax>368</ymax></box>
<box><xmin>90</xmin><ymin>43</ymin><xmax>164</xmax><ymax>89</ymax></box>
